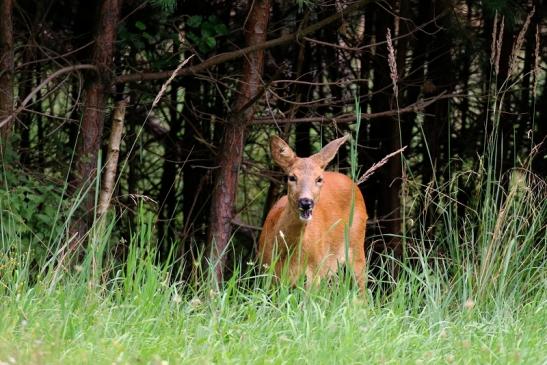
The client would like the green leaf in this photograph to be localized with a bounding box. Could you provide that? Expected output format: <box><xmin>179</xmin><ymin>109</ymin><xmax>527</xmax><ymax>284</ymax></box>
<box><xmin>135</xmin><ymin>21</ymin><xmax>146</xmax><ymax>31</ymax></box>
<box><xmin>143</xmin><ymin>32</ymin><xmax>155</xmax><ymax>43</ymax></box>
<box><xmin>133</xmin><ymin>39</ymin><xmax>145</xmax><ymax>50</ymax></box>
<box><xmin>201</xmin><ymin>22</ymin><xmax>215</xmax><ymax>37</ymax></box>
<box><xmin>204</xmin><ymin>36</ymin><xmax>216</xmax><ymax>49</ymax></box>
<box><xmin>214</xmin><ymin>23</ymin><xmax>229</xmax><ymax>36</ymax></box>
<box><xmin>198</xmin><ymin>42</ymin><xmax>209</xmax><ymax>53</ymax></box>
<box><xmin>150</xmin><ymin>0</ymin><xmax>176</xmax><ymax>13</ymax></box>
<box><xmin>187</xmin><ymin>15</ymin><xmax>203</xmax><ymax>28</ymax></box>
<box><xmin>187</xmin><ymin>32</ymin><xmax>200</xmax><ymax>44</ymax></box>
<box><xmin>201</xmin><ymin>28</ymin><xmax>213</xmax><ymax>38</ymax></box>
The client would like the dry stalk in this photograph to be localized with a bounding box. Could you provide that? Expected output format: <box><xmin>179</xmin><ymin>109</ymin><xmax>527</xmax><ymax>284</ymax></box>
<box><xmin>151</xmin><ymin>55</ymin><xmax>194</xmax><ymax>110</ymax></box>
<box><xmin>495</xmin><ymin>16</ymin><xmax>504</xmax><ymax>75</ymax></box>
<box><xmin>386</xmin><ymin>28</ymin><xmax>398</xmax><ymax>95</ymax></box>
<box><xmin>357</xmin><ymin>145</ymin><xmax>407</xmax><ymax>185</ymax></box>
<box><xmin>533</xmin><ymin>25</ymin><xmax>540</xmax><ymax>98</ymax></box>
<box><xmin>490</xmin><ymin>11</ymin><xmax>499</xmax><ymax>67</ymax></box>
<box><xmin>508</xmin><ymin>7</ymin><xmax>535</xmax><ymax>79</ymax></box>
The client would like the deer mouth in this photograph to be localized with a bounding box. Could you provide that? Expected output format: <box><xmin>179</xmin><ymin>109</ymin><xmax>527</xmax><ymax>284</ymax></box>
<box><xmin>298</xmin><ymin>207</ymin><xmax>313</xmax><ymax>222</ymax></box>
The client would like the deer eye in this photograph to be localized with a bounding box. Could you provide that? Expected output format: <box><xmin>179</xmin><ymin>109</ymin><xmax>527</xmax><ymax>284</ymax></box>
<box><xmin>316</xmin><ymin>176</ymin><xmax>323</xmax><ymax>184</ymax></box>
<box><xmin>288</xmin><ymin>175</ymin><xmax>297</xmax><ymax>183</ymax></box>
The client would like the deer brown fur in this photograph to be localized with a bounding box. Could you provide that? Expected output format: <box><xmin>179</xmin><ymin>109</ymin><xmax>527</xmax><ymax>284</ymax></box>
<box><xmin>258</xmin><ymin>135</ymin><xmax>367</xmax><ymax>290</ymax></box>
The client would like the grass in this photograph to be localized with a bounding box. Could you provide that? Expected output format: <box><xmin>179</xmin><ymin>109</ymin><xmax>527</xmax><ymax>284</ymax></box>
<box><xmin>0</xmin><ymin>258</ymin><xmax>545</xmax><ymax>364</ymax></box>
<box><xmin>1</xmin><ymin>175</ymin><xmax>546</xmax><ymax>364</ymax></box>
<box><xmin>1</xmin><ymin>135</ymin><xmax>546</xmax><ymax>364</ymax></box>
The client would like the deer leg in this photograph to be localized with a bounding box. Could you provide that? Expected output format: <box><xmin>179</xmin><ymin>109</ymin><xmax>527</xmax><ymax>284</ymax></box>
<box><xmin>351</xmin><ymin>250</ymin><xmax>366</xmax><ymax>292</ymax></box>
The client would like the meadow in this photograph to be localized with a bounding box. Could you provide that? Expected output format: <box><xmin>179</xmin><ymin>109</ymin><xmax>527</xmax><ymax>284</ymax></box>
<box><xmin>1</xmin><ymin>153</ymin><xmax>545</xmax><ymax>364</ymax></box>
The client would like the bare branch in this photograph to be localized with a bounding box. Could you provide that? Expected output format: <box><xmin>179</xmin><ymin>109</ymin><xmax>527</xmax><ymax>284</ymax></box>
<box><xmin>0</xmin><ymin>64</ymin><xmax>98</xmax><ymax>129</ymax></box>
<box><xmin>253</xmin><ymin>91</ymin><xmax>451</xmax><ymax>124</ymax></box>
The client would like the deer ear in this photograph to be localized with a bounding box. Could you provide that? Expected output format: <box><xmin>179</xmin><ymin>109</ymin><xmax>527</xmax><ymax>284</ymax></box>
<box><xmin>270</xmin><ymin>135</ymin><xmax>297</xmax><ymax>171</ymax></box>
<box><xmin>310</xmin><ymin>134</ymin><xmax>350</xmax><ymax>169</ymax></box>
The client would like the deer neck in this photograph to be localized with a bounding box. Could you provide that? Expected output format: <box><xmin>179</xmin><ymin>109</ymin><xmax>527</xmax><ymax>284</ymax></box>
<box><xmin>277</xmin><ymin>205</ymin><xmax>308</xmax><ymax>247</ymax></box>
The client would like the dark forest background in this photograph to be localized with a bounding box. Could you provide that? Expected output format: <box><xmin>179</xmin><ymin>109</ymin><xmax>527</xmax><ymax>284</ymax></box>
<box><xmin>0</xmin><ymin>0</ymin><xmax>545</xmax><ymax>281</ymax></box>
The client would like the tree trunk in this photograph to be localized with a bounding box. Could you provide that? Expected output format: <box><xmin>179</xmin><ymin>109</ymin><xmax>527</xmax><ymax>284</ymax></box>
<box><xmin>421</xmin><ymin>20</ymin><xmax>453</xmax><ymax>231</ymax></box>
<box><xmin>158</xmin><ymin>80</ymin><xmax>182</xmax><ymax>254</ymax></box>
<box><xmin>208</xmin><ymin>0</ymin><xmax>270</xmax><ymax>283</ymax></box>
<box><xmin>97</xmin><ymin>99</ymin><xmax>127</xmax><ymax>217</ymax></box>
<box><xmin>361</xmin><ymin>2</ymin><xmax>402</xmax><ymax>254</ymax></box>
<box><xmin>0</xmin><ymin>0</ymin><xmax>14</xmax><ymax>142</ymax></box>
<box><xmin>18</xmin><ymin>54</ymin><xmax>34</xmax><ymax>166</ymax></box>
<box><xmin>70</xmin><ymin>0</ymin><xmax>123</xmax><ymax>248</ymax></box>
<box><xmin>534</xmin><ymin>64</ymin><xmax>547</xmax><ymax>177</ymax></box>
<box><xmin>293</xmin><ymin>40</ymin><xmax>312</xmax><ymax>158</ymax></box>
<box><xmin>422</xmin><ymin>0</ymin><xmax>453</xmax><ymax>187</ymax></box>
<box><xmin>180</xmin><ymin>81</ymin><xmax>212</xmax><ymax>247</ymax></box>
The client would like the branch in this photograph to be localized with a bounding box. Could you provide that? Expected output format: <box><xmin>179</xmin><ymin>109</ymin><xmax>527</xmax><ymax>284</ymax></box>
<box><xmin>252</xmin><ymin>91</ymin><xmax>451</xmax><ymax>124</ymax></box>
<box><xmin>115</xmin><ymin>0</ymin><xmax>372</xmax><ymax>84</ymax></box>
<box><xmin>0</xmin><ymin>64</ymin><xmax>98</xmax><ymax>129</ymax></box>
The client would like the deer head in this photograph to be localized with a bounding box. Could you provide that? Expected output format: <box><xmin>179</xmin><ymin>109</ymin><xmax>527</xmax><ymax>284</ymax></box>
<box><xmin>270</xmin><ymin>134</ymin><xmax>349</xmax><ymax>222</ymax></box>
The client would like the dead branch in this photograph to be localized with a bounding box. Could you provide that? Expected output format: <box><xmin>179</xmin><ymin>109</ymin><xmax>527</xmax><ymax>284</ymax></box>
<box><xmin>253</xmin><ymin>91</ymin><xmax>451</xmax><ymax>124</ymax></box>
<box><xmin>0</xmin><ymin>64</ymin><xmax>98</xmax><ymax>129</ymax></box>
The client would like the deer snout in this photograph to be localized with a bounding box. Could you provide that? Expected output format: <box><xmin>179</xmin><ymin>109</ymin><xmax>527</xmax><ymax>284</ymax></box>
<box><xmin>298</xmin><ymin>198</ymin><xmax>314</xmax><ymax>211</ymax></box>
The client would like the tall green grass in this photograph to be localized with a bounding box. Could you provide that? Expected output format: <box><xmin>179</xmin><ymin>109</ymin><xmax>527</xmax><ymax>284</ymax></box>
<box><xmin>1</xmin><ymin>144</ymin><xmax>546</xmax><ymax>364</ymax></box>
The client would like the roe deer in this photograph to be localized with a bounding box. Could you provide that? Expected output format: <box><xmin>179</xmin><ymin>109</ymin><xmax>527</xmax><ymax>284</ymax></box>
<box><xmin>258</xmin><ymin>135</ymin><xmax>367</xmax><ymax>290</ymax></box>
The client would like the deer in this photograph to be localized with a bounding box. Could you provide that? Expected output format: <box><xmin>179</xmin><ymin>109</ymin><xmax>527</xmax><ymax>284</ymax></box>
<box><xmin>258</xmin><ymin>134</ymin><xmax>367</xmax><ymax>290</ymax></box>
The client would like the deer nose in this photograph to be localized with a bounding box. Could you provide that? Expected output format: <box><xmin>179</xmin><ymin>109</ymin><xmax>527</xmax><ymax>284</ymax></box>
<box><xmin>298</xmin><ymin>198</ymin><xmax>314</xmax><ymax>211</ymax></box>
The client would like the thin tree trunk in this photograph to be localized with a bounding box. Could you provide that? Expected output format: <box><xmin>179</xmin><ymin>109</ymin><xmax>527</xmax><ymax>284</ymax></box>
<box><xmin>398</xmin><ymin>0</ymin><xmax>421</xmax><ymax>152</ymax></box>
<box><xmin>517</xmin><ymin>5</ymin><xmax>540</xmax><ymax>156</ymax></box>
<box><xmin>158</xmin><ymin>79</ymin><xmax>182</xmax><ymax>253</ymax></box>
<box><xmin>533</xmin><ymin>65</ymin><xmax>547</xmax><ymax>177</ymax></box>
<box><xmin>261</xmin><ymin>11</ymin><xmax>310</xmax><ymax>223</ymax></box>
<box><xmin>422</xmin><ymin>0</ymin><xmax>453</xmax><ymax>187</ymax></box>
<box><xmin>18</xmin><ymin>2</ymin><xmax>44</xmax><ymax>166</ymax></box>
<box><xmin>97</xmin><ymin>99</ymin><xmax>127</xmax><ymax>217</ymax></box>
<box><xmin>293</xmin><ymin>39</ymin><xmax>312</xmax><ymax>158</ymax></box>
<box><xmin>208</xmin><ymin>0</ymin><xmax>270</xmax><ymax>283</ymax></box>
<box><xmin>18</xmin><ymin>56</ymin><xmax>34</xmax><ymax>166</ymax></box>
<box><xmin>0</xmin><ymin>0</ymin><xmax>14</xmax><ymax>143</ymax></box>
<box><xmin>363</xmin><ymin>2</ymin><xmax>402</xmax><ymax>254</ymax></box>
<box><xmin>70</xmin><ymin>0</ymin><xmax>123</xmax><ymax>248</ymax></box>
